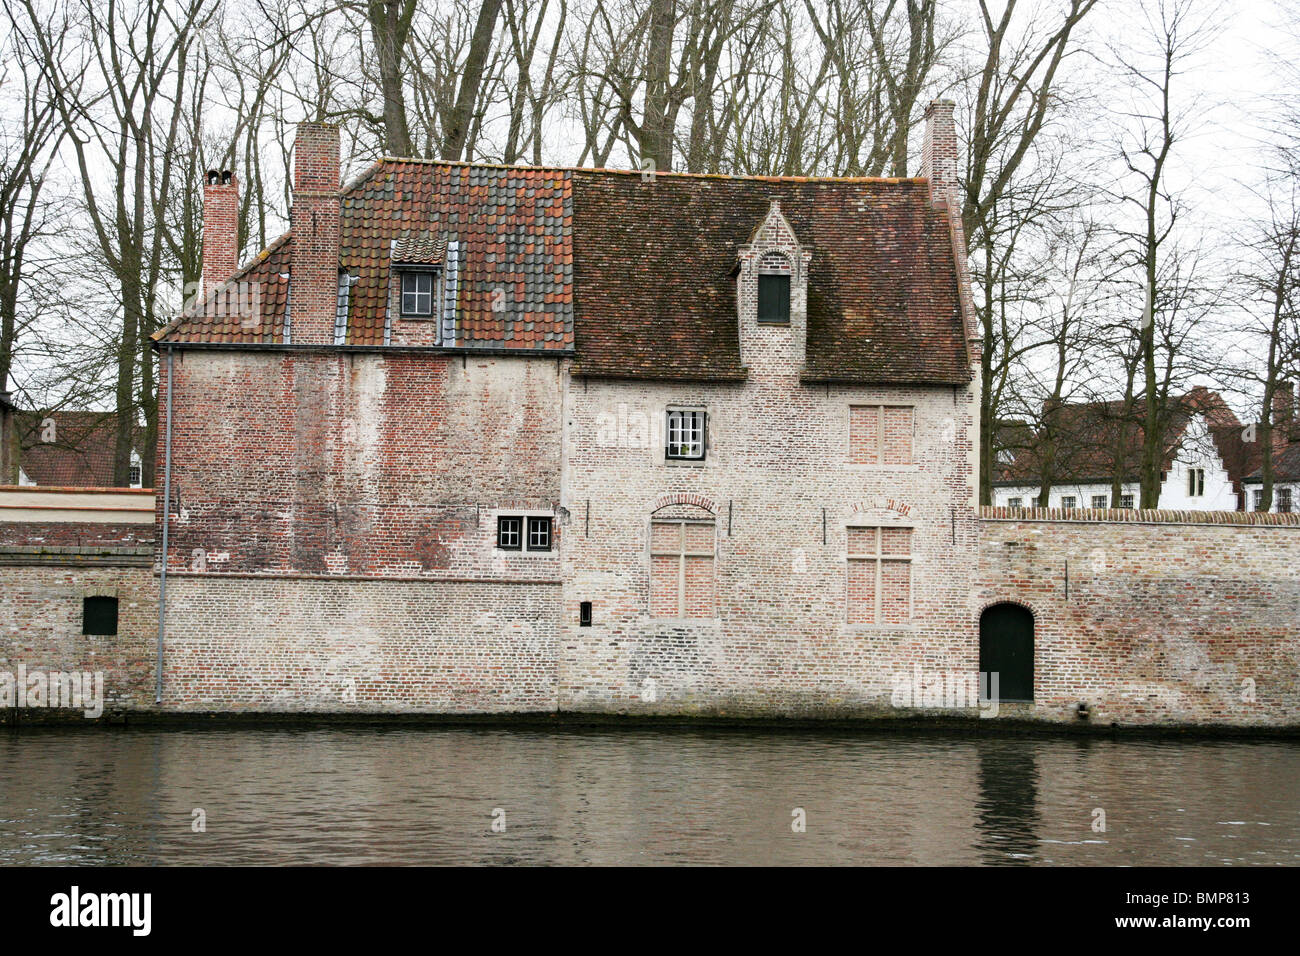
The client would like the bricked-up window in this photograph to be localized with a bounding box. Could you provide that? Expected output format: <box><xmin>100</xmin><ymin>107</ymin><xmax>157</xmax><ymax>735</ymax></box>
<box><xmin>401</xmin><ymin>272</ymin><xmax>434</xmax><ymax>316</ymax></box>
<box><xmin>497</xmin><ymin>516</ymin><xmax>522</xmax><ymax>550</ymax></box>
<box><xmin>82</xmin><ymin>596</ymin><xmax>118</xmax><ymax>636</ymax></box>
<box><xmin>846</xmin><ymin>526</ymin><xmax>912</xmax><ymax>625</ymax></box>
<box><xmin>1279</xmin><ymin>488</ymin><xmax>1293</xmax><ymax>513</ymax></box>
<box><xmin>527</xmin><ymin>517</ymin><xmax>552</xmax><ymax>551</ymax></box>
<box><xmin>666</xmin><ymin>410</ymin><xmax>707</xmax><ymax>461</ymax></box>
<box><xmin>849</xmin><ymin>405</ymin><xmax>913</xmax><ymax>465</ymax></box>
<box><xmin>649</xmin><ymin>520</ymin><xmax>715</xmax><ymax>618</ymax></box>
<box><xmin>1091</xmin><ymin>495</ymin><xmax>1108</xmax><ymax>509</ymax></box>
<box><xmin>1187</xmin><ymin>467</ymin><xmax>1205</xmax><ymax>497</ymax></box>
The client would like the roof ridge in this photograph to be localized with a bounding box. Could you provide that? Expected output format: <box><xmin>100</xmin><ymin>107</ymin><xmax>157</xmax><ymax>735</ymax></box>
<box><xmin>376</xmin><ymin>155</ymin><xmax>920</xmax><ymax>185</ymax></box>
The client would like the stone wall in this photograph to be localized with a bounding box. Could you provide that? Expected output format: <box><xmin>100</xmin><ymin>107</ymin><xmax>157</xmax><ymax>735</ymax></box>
<box><xmin>977</xmin><ymin>507</ymin><xmax>1300</xmax><ymax>727</ymax></box>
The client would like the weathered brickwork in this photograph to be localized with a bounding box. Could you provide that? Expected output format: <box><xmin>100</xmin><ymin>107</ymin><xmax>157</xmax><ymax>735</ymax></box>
<box><xmin>977</xmin><ymin>509</ymin><xmax>1300</xmax><ymax>726</ymax></box>
<box><xmin>558</xmin><ymin>361</ymin><xmax>982</xmax><ymax>717</ymax></box>
<box><xmin>151</xmin><ymin>347</ymin><xmax>563</xmax><ymax>710</ymax></box>
<box><xmin>161</xmin><ymin>576</ymin><xmax>558</xmax><ymax>712</ymax></box>
<box><xmin>0</xmin><ymin>564</ymin><xmax>157</xmax><ymax>711</ymax></box>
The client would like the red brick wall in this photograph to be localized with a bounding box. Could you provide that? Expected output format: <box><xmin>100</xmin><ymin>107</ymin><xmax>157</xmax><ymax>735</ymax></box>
<box><xmin>290</xmin><ymin>123</ymin><xmax>341</xmax><ymax>344</ymax></box>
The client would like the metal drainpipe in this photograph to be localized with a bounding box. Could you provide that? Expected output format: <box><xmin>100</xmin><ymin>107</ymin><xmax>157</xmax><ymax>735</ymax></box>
<box><xmin>156</xmin><ymin>345</ymin><xmax>174</xmax><ymax>705</ymax></box>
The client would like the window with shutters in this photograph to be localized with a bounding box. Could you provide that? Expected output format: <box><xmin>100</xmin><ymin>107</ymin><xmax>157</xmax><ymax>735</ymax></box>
<box><xmin>849</xmin><ymin>405</ymin><xmax>913</xmax><ymax>465</ymax></box>
<box><xmin>649</xmin><ymin>519</ymin><xmax>715</xmax><ymax>618</ymax></box>
<box><xmin>846</xmin><ymin>526</ymin><xmax>912</xmax><ymax>625</ymax></box>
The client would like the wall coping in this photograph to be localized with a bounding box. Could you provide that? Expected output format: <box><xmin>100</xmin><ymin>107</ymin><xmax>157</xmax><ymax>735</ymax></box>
<box><xmin>980</xmin><ymin>505</ymin><xmax>1300</xmax><ymax>527</ymax></box>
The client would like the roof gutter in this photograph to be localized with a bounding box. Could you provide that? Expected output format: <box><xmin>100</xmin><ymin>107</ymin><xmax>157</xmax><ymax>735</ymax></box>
<box><xmin>149</xmin><ymin>341</ymin><xmax>576</xmax><ymax>358</ymax></box>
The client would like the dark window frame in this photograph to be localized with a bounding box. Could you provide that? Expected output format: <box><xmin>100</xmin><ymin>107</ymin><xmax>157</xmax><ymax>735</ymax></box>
<box><xmin>665</xmin><ymin>409</ymin><xmax>707</xmax><ymax>462</ymax></box>
<box><xmin>526</xmin><ymin>516</ymin><xmax>552</xmax><ymax>552</ymax></box>
<box><xmin>497</xmin><ymin>516</ymin><xmax>522</xmax><ymax>550</ymax></box>
<box><xmin>757</xmin><ymin>272</ymin><xmax>791</xmax><ymax>324</ymax></box>
<box><xmin>399</xmin><ymin>270</ymin><xmax>436</xmax><ymax>317</ymax></box>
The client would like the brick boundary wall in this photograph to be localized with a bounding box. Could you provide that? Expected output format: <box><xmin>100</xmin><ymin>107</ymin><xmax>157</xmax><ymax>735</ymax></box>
<box><xmin>976</xmin><ymin>507</ymin><xmax>1300</xmax><ymax>728</ymax></box>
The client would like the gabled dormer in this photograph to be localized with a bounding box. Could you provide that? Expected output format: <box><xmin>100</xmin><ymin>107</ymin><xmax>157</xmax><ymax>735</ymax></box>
<box><xmin>385</xmin><ymin>231</ymin><xmax>461</xmax><ymax>346</ymax></box>
<box><xmin>735</xmin><ymin>199</ymin><xmax>811</xmax><ymax>374</ymax></box>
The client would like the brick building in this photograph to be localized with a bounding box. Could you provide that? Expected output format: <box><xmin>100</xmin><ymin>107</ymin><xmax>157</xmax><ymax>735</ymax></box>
<box><xmin>148</xmin><ymin>101</ymin><xmax>983</xmax><ymax>715</ymax></box>
<box><xmin>132</xmin><ymin>102</ymin><xmax>1299</xmax><ymax>727</ymax></box>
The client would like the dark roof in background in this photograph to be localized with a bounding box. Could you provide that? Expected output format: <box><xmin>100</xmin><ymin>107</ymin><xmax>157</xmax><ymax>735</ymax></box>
<box><xmin>157</xmin><ymin>160</ymin><xmax>973</xmax><ymax>384</ymax></box>
<box><xmin>14</xmin><ymin>411</ymin><xmax>140</xmax><ymax>487</ymax></box>
<box><xmin>993</xmin><ymin>389</ymin><xmax>1248</xmax><ymax>488</ymax></box>
<box><xmin>1244</xmin><ymin>442</ymin><xmax>1300</xmax><ymax>483</ymax></box>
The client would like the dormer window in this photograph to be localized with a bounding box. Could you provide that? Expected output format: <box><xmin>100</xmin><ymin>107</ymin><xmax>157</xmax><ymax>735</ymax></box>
<box><xmin>757</xmin><ymin>252</ymin><xmax>791</xmax><ymax>325</ymax></box>
<box><xmin>401</xmin><ymin>272</ymin><xmax>435</xmax><ymax>317</ymax></box>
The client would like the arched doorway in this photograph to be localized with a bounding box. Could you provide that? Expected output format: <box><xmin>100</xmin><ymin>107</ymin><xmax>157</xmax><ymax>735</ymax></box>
<box><xmin>979</xmin><ymin>604</ymin><xmax>1035</xmax><ymax>702</ymax></box>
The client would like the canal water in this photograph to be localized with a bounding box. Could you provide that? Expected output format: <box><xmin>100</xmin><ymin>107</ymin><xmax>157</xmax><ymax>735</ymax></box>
<box><xmin>1</xmin><ymin>727</ymin><xmax>1297</xmax><ymax>865</ymax></box>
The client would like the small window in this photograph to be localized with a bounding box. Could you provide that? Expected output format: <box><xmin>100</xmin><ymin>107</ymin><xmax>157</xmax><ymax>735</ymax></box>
<box><xmin>128</xmin><ymin>464</ymin><xmax>142</xmax><ymax>487</ymax></box>
<box><xmin>1117</xmin><ymin>494</ymin><xmax>1135</xmax><ymax>509</ymax></box>
<box><xmin>497</xmin><ymin>516</ymin><xmax>522</xmax><ymax>550</ymax></box>
<box><xmin>83</xmin><ymin>596</ymin><xmax>118</xmax><ymax>636</ymax></box>
<box><xmin>1060</xmin><ymin>496</ymin><xmax>1076</xmax><ymax>509</ymax></box>
<box><xmin>401</xmin><ymin>271</ymin><xmax>435</xmax><ymax>316</ymax></box>
<box><xmin>579</xmin><ymin>601</ymin><xmax>593</xmax><ymax>627</ymax></box>
<box><xmin>1278</xmin><ymin>488</ymin><xmax>1293</xmax><ymax>513</ymax></box>
<box><xmin>666</xmin><ymin>409</ymin><xmax>707</xmax><ymax>461</ymax></box>
<box><xmin>527</xmin><ymin>516</ymin><xmax>552</xmax><ymax>552</ymax></box>
<box><xmin>757</xmin><ymin>273</ymin><xmax>790</xmax><ymax>324</ymax></box>
<box><xmin>1007</xmin><ymin>497</ymin><xmax>1023</xmax><ymax>509</ymax></box>
<box><xmin>1253</xmin><ymin>489</ymin><xmax>1265</xmax><ymax>511</ymax></box>
<box><xmin>1091</xmin><ymin>495</ymin><xmax>1108</xmax><ymax>509</ymax></box>
<box><xmin>1187</xmin><ymin>467</ymin><xmax>1205</xmax><ymax>497</ymax></box>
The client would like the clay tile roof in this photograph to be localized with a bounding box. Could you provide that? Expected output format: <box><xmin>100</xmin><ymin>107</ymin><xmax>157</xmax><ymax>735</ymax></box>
<box><xmin>156</xmin><ymin>160</ymin><xmax>974</xmax><ymax>384</ymax></box>
<box><xmin>391</xmin><ymin>231</ymin><xmax>447</xmax><ymax>265</ymax></box>
<box><xmin>568</xmin><ymin>171</ymin><xmax>970</xmax><ymax>384</ymax></box>
<box><xmin>154</xmin><ymin>233</ymin><xmax>291</xmax><ymax>345</ymax></box>
<box><xmin>14</xmin><ymin>410</ymin><xmax>139</xmax><ymax>486</ymax></box>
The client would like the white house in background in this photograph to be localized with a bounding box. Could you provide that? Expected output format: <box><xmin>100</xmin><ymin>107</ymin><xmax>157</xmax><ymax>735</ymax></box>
<box><xmin>993</xmin><ymin>389</ymin><xmax>1248</xmax><ymax>511</ymax></box>
<box><xmin>1241</xmin><ymin>440</ymin><xmax>1299</xmax><ymax>514</ymax></box>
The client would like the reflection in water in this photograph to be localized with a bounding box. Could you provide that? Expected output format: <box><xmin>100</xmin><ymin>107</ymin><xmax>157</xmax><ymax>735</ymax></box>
<box><xmin>1</xmin><ymin>727</ymin><xmax>1298</xmax><ymax>866</ymax></box>
<box><xmin>975</xmin><ymin>742</ymin><xmax>1040</xmax><ymax>864</ymax></box>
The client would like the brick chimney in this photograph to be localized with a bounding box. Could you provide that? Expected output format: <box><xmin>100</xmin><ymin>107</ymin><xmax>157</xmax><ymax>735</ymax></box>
<box><xmin>1272</xmin><ymin>381</ymin><xmax>1297</xmax><ymax>448</ymax></box>
<box><xmin>921</xmin><ymin>100</ymin><xmax>960</xmax><ymax>211</ymax></box>
<box><xmin>0</xmin><ymin>388</ymin><xmax>15</xmax><ymax>485</ymax></box>
<box><xmin>202</xmin><ymin>169</ymin><xmax>239</xmax><ymax>295</ymax></box>
<box><xmin>290</xmin><ymin>122</ymin><xmax>341</xmax><ymax>345</ymax></box>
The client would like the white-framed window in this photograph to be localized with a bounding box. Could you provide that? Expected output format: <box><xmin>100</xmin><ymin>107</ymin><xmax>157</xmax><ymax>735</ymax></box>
<box><xmin>666</xmin><ymin>409</ymin><xmax>707</xmax><ymax>461</ymax></box>
<box><xmin>846</xmin><ymin>526</ymin><xmax>913</xmax><ymax>625</ymax></box>
<box><xmin>1278</xmin><ymin>488</ymin><xmax>1293</xmax><ymax>513</ymax></box>
<box><xmin>497</xmin><ymin>516</ymin><xmax>522</xmax><ymax>550</ymax></box>
<box><xmin>649</xmin><ymin>519</ymin><xmax>715</xmax><ymax>617</ymax></box>
<box><xmin>1117</xmin><ymin>494</ymin><xmax>1135</xmax><ymax>509</ymax></box>
<box><xmin>401</xmin><ymin>271</ymin><xmax>435</xmax><ymax>316</ymax></box>
<box><xmin>527</xmin><ymin>516</ymin><xmax>552</xmax><ymax>552</ymax></box>
<box><xmin>1091</xmin><ymin>495</ymin><xmax>1108</xmax><ymax>509</ymax></box>
<box><xmin>1007</xmin><ymin>497</ymin><xmax>1023</xmax><ymax>508</ymax></box>
<box><xmin>1187</xmin><ymin>467</ymin><xmax>1205</xmax><ymax>497</ymax></box>
<box><xmin>1061</xmin><ymin>496</ymin><xmax>1077</xmax><ymax>509</ymax></box>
